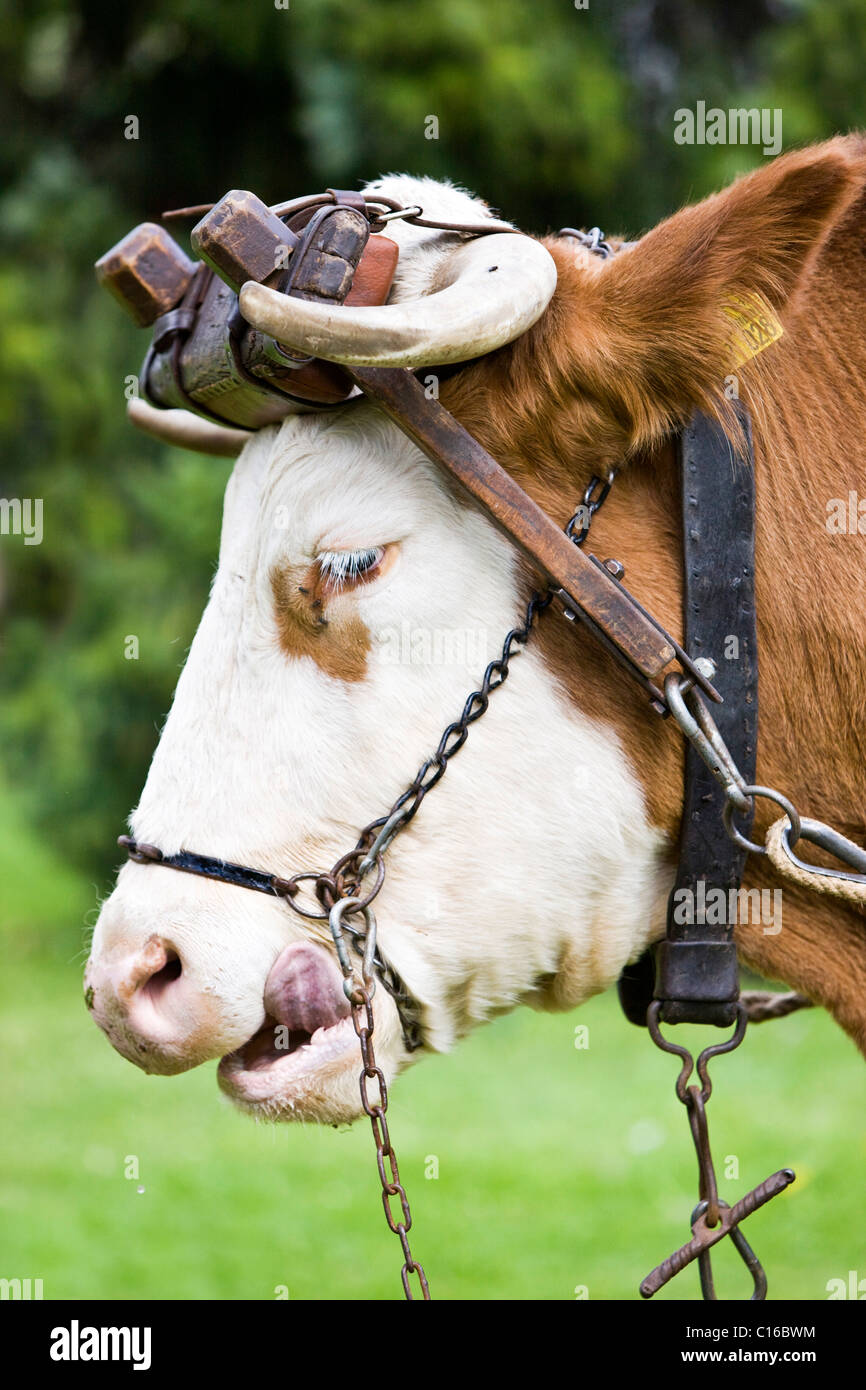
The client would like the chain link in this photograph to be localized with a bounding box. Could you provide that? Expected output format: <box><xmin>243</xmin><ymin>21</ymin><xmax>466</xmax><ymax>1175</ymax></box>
<box><xmin>278</xmin><ymin>471</ymin><xmax>619</xmax><ymax>1049</ymax></box>
<box><xmin>311</xmin><ymin>472</ymin><xmax>617</xmax><ymax>1300</ymax></box>
<box><xmin>564</xmin><ymin>468</ymin><xmax>616</xmax><ymax>544</ymax></box>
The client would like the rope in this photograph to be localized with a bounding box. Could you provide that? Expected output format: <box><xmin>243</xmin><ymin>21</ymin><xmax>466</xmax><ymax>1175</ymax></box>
<box><xmin>740</xmin><ymin>989</ymin><xmax>812</xmax><ymax>1023</ymax></box>
<box><xmin>765</xmin><ymin>817</ymin><xmax>866</xmax><ymax>910</ymax></box>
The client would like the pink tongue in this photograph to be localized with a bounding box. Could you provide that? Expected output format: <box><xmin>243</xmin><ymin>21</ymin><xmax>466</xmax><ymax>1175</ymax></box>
<box><xmin>263</xmin><ymin>942</ymin><xmax>351</xmax><ymax>1034</ymax></box>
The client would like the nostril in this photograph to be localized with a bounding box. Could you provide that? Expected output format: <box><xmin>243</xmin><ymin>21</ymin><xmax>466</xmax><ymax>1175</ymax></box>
<box><xmin>141</xmin><ymin>949</ymin><xmax>182</xmax><ymax>1005</ymax></box>
<box><xmin>88</xmin><ymin>931</ymin><xmax>219</xmax><ymax>1072</ymax></box>
<box><xmin>121</xmin><ymin>941</ymin><xmax>190</xmax><ymax>1047</ymax></box>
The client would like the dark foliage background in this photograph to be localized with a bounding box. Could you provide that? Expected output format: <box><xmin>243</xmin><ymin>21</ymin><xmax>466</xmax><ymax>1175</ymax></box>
<box><xmin>1</xmin><ymin>0</ymin><xmax>864</xmax><ymax>898</ymax></box>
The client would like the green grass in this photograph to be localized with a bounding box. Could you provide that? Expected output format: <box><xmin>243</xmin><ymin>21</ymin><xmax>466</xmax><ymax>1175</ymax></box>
<box><xmin>1</xmin><ymin>795</ymin><xmax>865</xmax><ymax>1301</ymax></box>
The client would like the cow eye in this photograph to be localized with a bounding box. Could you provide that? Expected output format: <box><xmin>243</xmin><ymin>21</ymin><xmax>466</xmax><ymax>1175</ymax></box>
<box><xmin>317</xmin><ymin>546</ymin><xmax>386</xmax><ymax>593</ymax></box>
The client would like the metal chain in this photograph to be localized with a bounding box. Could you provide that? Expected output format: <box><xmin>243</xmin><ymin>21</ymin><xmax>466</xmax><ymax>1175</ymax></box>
<box><xmin>296</xmin><ymin>592</ymin><xmax>556</xmax><ymax>1301</ymax></box>
<box><xmin>328</xmin><ymin>898</ymin><xmax>430</xmax><ymax>1300</ymax></box>
<box><xmin>286</xmin><ymin>470</ymin><xmax>618</xmax><ymax>1301</ymax></box>
<box><xmin>277</xmin><ymin>586</ymin><xmax>555</xmax><ymax>1052</ymax></box>
<box><xmin>288</xmin><ymin>467</ymin><xmax>617</xmax><ymax>901</ymax></box>
<box><xmin>277</xmin><ymin>473</ymin><xmax>618</xmax><ymax>1045</ymax></box>
<box><xmin>117</xmin><ymin>467</ymin><xmax>615</xmax><ymax>1300</ymax></box>
<box><xmin>565</xmin><ymin>468</ymin><xmax>616</xmax><ymax>544</ymax></box>
<box><xmin>339</xmin><ymin>467</ymin><xmax>617</xmax><ymax>897</ymax></box>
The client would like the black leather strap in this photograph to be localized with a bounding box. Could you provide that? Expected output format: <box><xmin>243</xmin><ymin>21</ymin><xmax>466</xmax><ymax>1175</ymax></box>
<box><xmin>118</xmin><ymin>835</ymin><xmax>295</xmax><ymax>899</ymax></box>
<box><xmin>618</xmin><ymin>404</ymin><xmax>759</xmax><ymax>1026</ymax></box>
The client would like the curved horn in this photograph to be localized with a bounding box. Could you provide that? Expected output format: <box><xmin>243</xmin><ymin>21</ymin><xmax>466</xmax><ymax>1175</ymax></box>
<box><xmin>127</xmin><ymin>399</ymin><xmax>250</xmax><ymax>458</ymax></box>
<box><xmin>238</xmin><ymin>233</ymin><xmax>557</xmax><ymax>369</ymax></box>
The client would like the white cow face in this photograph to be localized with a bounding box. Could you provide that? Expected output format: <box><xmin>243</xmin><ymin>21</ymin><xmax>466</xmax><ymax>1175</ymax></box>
<box><xmin>85</xmin><ymin>181</ymin><xmax>663</xmax><ymax>1123</ymax></box>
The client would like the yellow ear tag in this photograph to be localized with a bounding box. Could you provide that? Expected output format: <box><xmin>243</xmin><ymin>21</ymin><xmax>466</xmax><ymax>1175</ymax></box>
<box><xmin>722</xmin><ymin>290</ymin><xmax>784</xmax><ymax>368</ymax></box>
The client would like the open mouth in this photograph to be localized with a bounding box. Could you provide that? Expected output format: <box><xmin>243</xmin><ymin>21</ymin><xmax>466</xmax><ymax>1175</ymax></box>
<box><xmin>217</xmin><ymin>940</ymin><xmax>358</xmax><ymax>1114</ymax></box>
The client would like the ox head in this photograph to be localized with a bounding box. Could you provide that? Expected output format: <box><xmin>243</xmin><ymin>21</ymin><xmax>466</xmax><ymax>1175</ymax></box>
<box><xmin>86</xmin><ymin>150</ymin><xmax>861</xmax><ymax>1122</ymax></box>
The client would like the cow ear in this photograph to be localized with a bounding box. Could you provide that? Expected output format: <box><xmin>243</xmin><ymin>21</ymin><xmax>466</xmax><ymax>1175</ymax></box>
<box><xmin>546</xmin><ymin>141</ymin><xmax>864</xmax><ymax>449</ymax></box>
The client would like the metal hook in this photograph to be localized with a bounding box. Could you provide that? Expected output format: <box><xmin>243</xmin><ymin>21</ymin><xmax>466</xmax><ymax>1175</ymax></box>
<box><xmin>328</xmin><ymin>897</ymin><xmax>378</xmax><ymax>1001</ymax></box>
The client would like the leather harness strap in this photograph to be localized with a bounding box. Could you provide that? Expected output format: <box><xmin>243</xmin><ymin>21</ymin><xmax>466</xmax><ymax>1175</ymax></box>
<box><xmin>618</xmin><ymin>403</ymin><xmax>759</xmax><ymax>1027</ymax></box>
<box><xmin>117</xmin><ymin>838</ymin><xmax>300</xmax><ymax>898</ymax></box>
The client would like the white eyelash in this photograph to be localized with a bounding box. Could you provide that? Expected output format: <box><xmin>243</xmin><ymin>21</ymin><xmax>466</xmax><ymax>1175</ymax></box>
<box><xmin>317</xmin><ymin>547</ymin><xmax>385</xmax><ymax>590</ymax></box>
